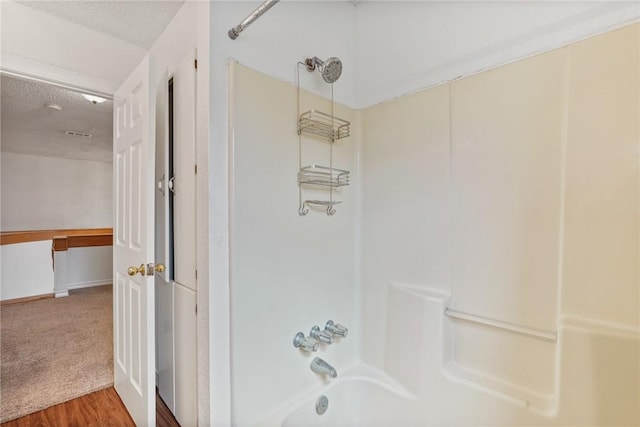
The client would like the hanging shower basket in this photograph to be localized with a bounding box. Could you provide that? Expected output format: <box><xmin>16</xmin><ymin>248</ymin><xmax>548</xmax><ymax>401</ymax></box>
<box><xmin>298</xmin><ymin>110</ymin><xmax>350</xmax><ymax>142</ymax></box>
<box><xmin>296</xmin><ymin>58</ymin><xmax>351</xmax><ymax>217</ymax></box>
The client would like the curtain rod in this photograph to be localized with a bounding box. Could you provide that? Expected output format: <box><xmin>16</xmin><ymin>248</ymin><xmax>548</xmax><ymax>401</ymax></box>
<box><xmin>228</xmin><ymin>0</ymin><xmax>280</xmax><ymax>40</ymax></box>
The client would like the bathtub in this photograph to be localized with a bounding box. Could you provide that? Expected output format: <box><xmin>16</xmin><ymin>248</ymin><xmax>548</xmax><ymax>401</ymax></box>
<box><xmin>282</xmin><ymin>378</ymin><xmax>418</xmax><ymax>427</ymax></box>
<box><xmin>253</xmin><ymin>364</ymin><xmax>421</xmax><ymax>427</ymax></box>
<box><xmin>251</xmin><ymin>326</ymin><xmax>640</xmax><ymax>427</ymax></box>
<box><xmin>249</xmin><ymin>285</ymin><xmax>639</xmax><ymax>427</ymax></box>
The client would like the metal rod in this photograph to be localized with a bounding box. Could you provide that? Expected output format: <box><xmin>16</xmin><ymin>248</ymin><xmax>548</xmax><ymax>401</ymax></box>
<box><xmin>445</xmin><ymin>308</ymin><xmax>557</xmax><ymax>342</ymax></box>
<box><xmin>228</xmin><ymin>0</ymin><xmax>280</xmax><ymax>40</ymax></box>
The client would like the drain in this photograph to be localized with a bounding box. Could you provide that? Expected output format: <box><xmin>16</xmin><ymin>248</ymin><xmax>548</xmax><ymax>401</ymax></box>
<box><xmin>315</xmin><ymin>395</ymin><xmax>329</xmax><ymax>415</ymax></box>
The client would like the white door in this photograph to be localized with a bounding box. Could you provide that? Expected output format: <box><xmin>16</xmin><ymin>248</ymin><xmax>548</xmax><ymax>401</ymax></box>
<box><xmin>156</xmin><ymin>49</ymin><xmax>198</xmax><ymax>426</ymax></box>
<box><xmin>172</xmin><ymin>50</ymin><xmax>198</xmax><ymax>427</ymax></box>
<box><xmin>113</xmin><ymin>55</ymin><xmax>161</xmax><ymax>426</ymax></box>
<box><xmin>173</xmin><ymin>49</ymin><xmax>197</xmax><ymax>291</ymax></box>
<box><xmin>155</xmin><ymin>55</ymin><xmax>174</xmax><ymax>414</ymax></box>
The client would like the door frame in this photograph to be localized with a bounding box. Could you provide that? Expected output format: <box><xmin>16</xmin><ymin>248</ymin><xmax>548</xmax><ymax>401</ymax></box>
<box><xmin>1</xmin><ymin>55</ymin><xmax>213</xmax><ymax>423</ymax></box>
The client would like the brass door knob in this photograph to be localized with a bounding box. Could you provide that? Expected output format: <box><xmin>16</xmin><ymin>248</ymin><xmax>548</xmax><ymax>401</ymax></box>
<box><xmin>127</xmin><ymin>263</ymin><xmax>165</xmax><ymax>276</ymax></box>
<box><xmin>127</xmin><ymin>264</ymin><xmax>146</xmax><ymax>276</ymax></box>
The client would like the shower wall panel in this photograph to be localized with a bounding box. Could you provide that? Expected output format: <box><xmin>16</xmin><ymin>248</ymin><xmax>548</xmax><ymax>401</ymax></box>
<box><xmin>229</xmin><ymin>64</ymin><xmax>360</xmax><ymax>427</ymax></box>
<box><xmin>449</xmin><ymin>48</ymin><xmax>565</xmax><ymax>332</ymax></box>
<box><xmin>361</xmin><ymin>84</ymin><xmax>451</xmax><ymax>369</ymax></box>
<box><xmin>361</xmin><ymin>22</ymin><xmax>639</xmax><ymax>423</ymax></box>
<box><xmin>562</xmin><ymin>23</ymin><xmax>639</xmax><ymax>329</ymax></box>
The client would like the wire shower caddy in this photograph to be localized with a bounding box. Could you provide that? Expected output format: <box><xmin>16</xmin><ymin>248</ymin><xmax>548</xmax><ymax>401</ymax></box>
<box><xmin>296</xmin><ymin>62</ymin><xmax>351</xmax><ymax>216</ymax></box>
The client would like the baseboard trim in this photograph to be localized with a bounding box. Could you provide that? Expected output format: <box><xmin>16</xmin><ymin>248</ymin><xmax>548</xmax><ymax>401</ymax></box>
<box><xmin>67</xmin><ymin>280</ymin><xmax>113</xmax><ymax>290</ymax></box>
<box><xmin>1</xmin><ymin>293</ymin><xmax>54</xmax><ymax>305</ymax></box>
<box><xmin>55</xmin><ymin>280</ymin><xmax>113</xmax><ymax>298</ymax></box>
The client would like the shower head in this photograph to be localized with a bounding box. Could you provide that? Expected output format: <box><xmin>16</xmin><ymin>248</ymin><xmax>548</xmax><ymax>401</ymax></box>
<box><xmin>305</xmin><ymin>56</ymin><xmax>343</xmax><ymax>84</ymax></box>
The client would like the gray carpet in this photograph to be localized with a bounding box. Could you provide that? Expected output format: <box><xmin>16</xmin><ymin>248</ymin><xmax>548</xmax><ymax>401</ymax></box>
<box><xmin>0</xmin><ymin>285</ymin><xmax>113</xmax><ymax>422</ymax></box>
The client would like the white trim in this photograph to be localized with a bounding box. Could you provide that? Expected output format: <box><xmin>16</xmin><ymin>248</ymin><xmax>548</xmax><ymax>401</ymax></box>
<box><xmin>67</xmin><ymin>279</ymin><xmax>112</xmax><ymax>290</ymax></box>
<box><xmin>560</xmin><ymin>315</ymin><xmax>640</xmax><ymax>341</ymax></box>
<box><xmin>55</xmin><ymin>279</ymin><xmax>112</xmax><ymax>298</ymax></box>
<box><xmin>0</xmin><ymin>52</ymin><xmax>118</xmax><ymax>97</ymax></box>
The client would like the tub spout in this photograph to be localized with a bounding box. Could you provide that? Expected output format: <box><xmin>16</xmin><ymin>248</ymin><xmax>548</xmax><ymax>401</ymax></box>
<box><xmin>310</xmin><ymin>357</ymin><xmax>337</xmax><ymax>378</ymax></box>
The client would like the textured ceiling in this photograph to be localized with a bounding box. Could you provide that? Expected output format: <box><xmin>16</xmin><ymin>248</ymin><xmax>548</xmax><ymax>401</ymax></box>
<box><xmin>16</xmin><ymin>0</ymin><xmax>185</xmax><ymax>48</ymax></box>
<box><xmin>1</xmin><ymin>75</ymin><xmax>113</xmax><ymax>163</ymax></box>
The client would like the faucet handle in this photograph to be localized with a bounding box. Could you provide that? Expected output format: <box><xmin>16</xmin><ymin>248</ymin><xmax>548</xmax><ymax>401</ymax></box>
<box><xmin>310</xmin><ymin>325</ymin><xmax>334</xmax><ymax>344</ymax></box>
<box><xmin>325</xmin><ymin>320</ymin><xmax>348</xmax><ymax>338</ymax></box>
<box><xmin>293</xmin><ymin>332</ymin><xmax>318</xmax><ymax>352</ymax></box>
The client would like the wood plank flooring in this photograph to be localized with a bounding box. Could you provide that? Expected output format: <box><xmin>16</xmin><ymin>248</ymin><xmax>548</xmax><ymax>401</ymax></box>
<box><xmin>155</xmin><ymin>390</ymin><xmax>181</xmax><ymax>427</ymax></box>
<box><xmin>1</xmin><ymin>387</ymin><xmax>180</xmax><ymax>427</ymax></box>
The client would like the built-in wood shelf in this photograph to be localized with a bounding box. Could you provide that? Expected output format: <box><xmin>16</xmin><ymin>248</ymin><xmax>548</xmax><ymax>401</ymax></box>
<box><xmin>52</xmin><ymin>233</ymin><xmax>113</xmax><ymax>251</ymax></box>
<box><xmin>0</xmin><ymin>228</ymin><xmax>113</xmax><ymax>246</ymax></box>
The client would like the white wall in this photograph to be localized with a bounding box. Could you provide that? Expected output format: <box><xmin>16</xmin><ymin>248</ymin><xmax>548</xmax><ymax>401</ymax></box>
<box><xmin>66</xmin><ymin>246</ymin><xmax>113</xmax><ymax>288</ymax></box>
<box><xmin>1</xmin><ymin>152</ymin><xmax>112</xmax><ymax>301</ymax></box>
<box><xmin>354</xmin><ymin>1</ymin><xmax>640</xmax><ymax>108</ymax></box>
<box><xmin>0</xmin><ymin>240</ymin><xmax>54</xmax><ymax>300</ymax></box>
<box><xmin>52</xmin><ymin>246</ymin><xmax>113</xmax><ymax>297</ymax></box>
<box><xmin>2</xmin><ymin>242</ymin><xmax>112</xmax><ymax>301</ymax></box>
<box><xmin>212</xmin><ymin>1</ymin><xmax>357</xmax><ymax>107</ymax></box>
<box><xmin>0</xmin><ymin>1</ymin><xmax>145</xmax><ymax>94</ymax></box>
<box><xmin>148</xmin><ymin>2</ymin><xmax>198</xmax><ymax>77</ymax></box>
<box><xmin>1</xmin><ymin>152</ymin><xmax>112</xmax><ymax>231</ymax></box>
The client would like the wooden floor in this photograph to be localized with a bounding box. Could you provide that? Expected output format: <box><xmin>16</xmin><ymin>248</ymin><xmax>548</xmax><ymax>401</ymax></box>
<box><xmin>1</xmin><ymin>387</ymin><xmax>180</xmax><ymax>427</ymax></box>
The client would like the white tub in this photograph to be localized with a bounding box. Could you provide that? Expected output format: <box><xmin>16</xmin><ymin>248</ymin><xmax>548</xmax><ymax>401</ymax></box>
<box><xmin>282</xmin><ymin>379</ymin><xmax>419</xmax><ymax>427</ymax></box>
<box><xmin>253</xmin><ymin>364</ymin><xmax>421</xmax><ymax>427</ymax></box>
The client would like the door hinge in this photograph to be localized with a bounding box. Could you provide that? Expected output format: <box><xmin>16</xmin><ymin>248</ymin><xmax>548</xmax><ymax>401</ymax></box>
<box><xmin>195</xmin><ymin>164</ymin><xmax>198</xmax><ymax>174</ymax></box>
<box><xmin>194</xmin><ymin>59</ymin><xmax>198</xmax><ymax>70</ymax></box>
<box><xmin>195</xmin><ymin>304</ymin><xmax>198</xmax><ymax>314</ymax></box>
<box><xmin>195</xmin><ymin>269</ymin><xmax>198</xmax><ymax>279</ymax></box>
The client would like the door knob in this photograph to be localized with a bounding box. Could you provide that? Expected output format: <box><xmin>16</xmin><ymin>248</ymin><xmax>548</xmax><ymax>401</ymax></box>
<box><xmin>127</xmin><ymin>263</ymin><xmax>165</xmax><ymax>276</ymax></box>
<box><xmin>127</xmin><ymin>264</ymin><xmax>146</xmax><ymax>276</ymax></box>
<box><xmin>145</xmin><ymin>262</ymin><xmax>166</xmax><ymax>276</ymax></box>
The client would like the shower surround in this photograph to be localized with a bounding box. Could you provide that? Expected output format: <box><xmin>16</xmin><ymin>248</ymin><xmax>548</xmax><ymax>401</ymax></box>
<box><xmin>227</xmin><ymin>17</ymin><xmax>639</xmax><ymax>427</ymax></box>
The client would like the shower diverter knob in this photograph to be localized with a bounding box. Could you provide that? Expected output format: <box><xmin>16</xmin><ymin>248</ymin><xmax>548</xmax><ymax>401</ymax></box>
<box><xmin>293</xmin><ymin>332</ymin><xmax>318</xmax><ymax>352</ymax></box>
<box><xmin>310</xmin><ymin>325</ymin><xmax>334</xmax><ymax>344</ymax></box>
<box><xmin>325</xmin><ymin>320</ymin><xmax>348</xmax><ymax>338</ymax></box>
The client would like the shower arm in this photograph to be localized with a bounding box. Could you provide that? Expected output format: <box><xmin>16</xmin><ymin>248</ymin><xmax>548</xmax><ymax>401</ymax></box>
<box><xmin>228</xmin><ymin>0</ymin><xmax>280</xmax><ymax>40</ymax></box>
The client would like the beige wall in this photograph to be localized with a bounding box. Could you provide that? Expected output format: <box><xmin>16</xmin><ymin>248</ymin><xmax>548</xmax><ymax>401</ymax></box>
<box><xmin>361</xmin><ymin>22</ymin><xmax>638</xmax><ymax>421</ymax></box>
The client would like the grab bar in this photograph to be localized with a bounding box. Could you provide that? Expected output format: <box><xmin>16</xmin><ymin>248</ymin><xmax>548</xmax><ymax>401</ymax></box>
<box><xmin>445</xmin><ymin>308</ymin><xmax>557</xmax><ymax>342</ymax></box>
